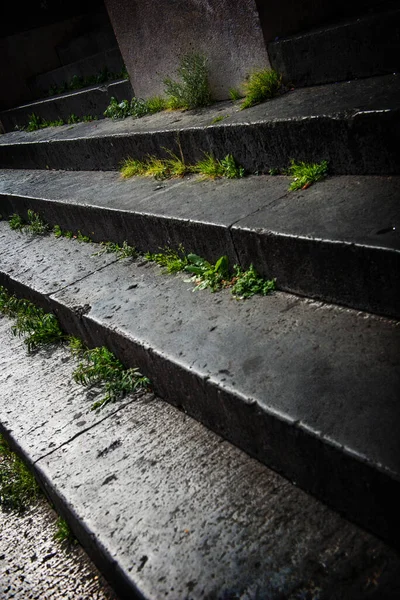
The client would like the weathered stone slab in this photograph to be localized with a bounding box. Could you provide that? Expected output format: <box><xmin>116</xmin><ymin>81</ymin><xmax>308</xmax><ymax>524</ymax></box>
<box><xmin>1</xmin><ymin>318</ymin><xmax>400</xmax><ymax>598</ymax></box>
<box><xmin>1</xmin><ymin>75</ymin><xmax>398</xmax><ymax>175</ymax></box>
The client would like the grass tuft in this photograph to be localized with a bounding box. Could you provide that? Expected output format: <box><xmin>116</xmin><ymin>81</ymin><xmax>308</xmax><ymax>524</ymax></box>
<box><xmin>0</xmin><ymin>287</ymin><xmax>65</xmax><ymax>352</ymax></box>
<box><xmin>229</xmin><ymin>88</ymin><xmax>242</xmax><ymax>102</ymax></box>
<box><xmin>193</xmin><ymin>153</ymin><xmax>245</xmax><ymax>179</ymax></box>
<box><xmin>9</xmin><ymin>213</ymin><xmax>24</xmax><ymax>231</ymax></box>
<box><xmin>288</xmin><ymin>159</ymin><xmax>328</xmax><ymax>191</ymax></box>
<box><xmin>230</xmin><ymin>264</ymin><xmax>276</xmax><ymax>299</ymax></box>
<box><xmin>164</xmin><ymin>53</ymin><xmax>212</xmax><ymax>110</ymax></box>
<box><xmin>0</xmin><ymin>434</ymin><xmax>41</xmax><ymax>512</ymax></box>
<box><xmin>72</xmin><ymin>346</ymin><xmax>150</xmax><ymax>410</ymax></box>
<box><xmin>145</xmin><ymin>244</ymin><xmax>189</xmax><ymax>274</ymax></box>
<box><xmin>93</xmin><ymin>240</ymin><xmax>137</xmax><ymax>260</ymax></box>
<box><xmin>54</xmin><ymin>517</ymin><xmax>75</xmax><ymax>543</ymax></box>
<box><xmin>241</xmin><ymin>68</ymin><xmax>282</xmax><ymax>110</ymax></box>
<box><xmin>104</xmin><ymin>96</ymin><xmax>167</xmax><ymax>120</ymax></box>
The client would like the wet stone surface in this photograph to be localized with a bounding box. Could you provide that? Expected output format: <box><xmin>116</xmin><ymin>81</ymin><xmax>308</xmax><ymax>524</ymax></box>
<box><xmin>0</xmin><ymin>499</ymin><xmax>118</xmax><ymax>600</ymax></box>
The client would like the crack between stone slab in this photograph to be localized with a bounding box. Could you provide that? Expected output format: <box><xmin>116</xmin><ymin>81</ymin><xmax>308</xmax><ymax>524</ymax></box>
<box><xmin>227</xmin><ymin>188</ymin><xmax>291</xmax><ymax>266</ymax></box>
<box><xmin>34</xmin><ymin>391</ymin><xmax>153</xmax><ymax>465</ymax></box>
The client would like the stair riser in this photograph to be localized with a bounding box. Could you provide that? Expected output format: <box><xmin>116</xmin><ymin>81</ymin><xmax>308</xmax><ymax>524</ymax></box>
<box><xmin>2</xmin><ymin>193</ymin><xmax>399</xmax><ymax>319</ymax></box>
<box><xmin>1</xmin><ymin>111</ymin><xmax>399</xmax><ymax>174</ymax></box>
<box><xmin>0</xmin><ymin>80</ymin><xmax>133</xmax><ymax>133</ymax></box>
<box><xmin>268</xmin><ymin>9</ymin><xmax>400</xmax><ymax>87</ymax></box>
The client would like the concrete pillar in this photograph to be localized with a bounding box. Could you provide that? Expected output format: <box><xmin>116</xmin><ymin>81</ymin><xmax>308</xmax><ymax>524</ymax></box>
<box><xmin>104</xmin><ymin>0</ymin><xmax>270</xmax><ymax>101</ymax></box>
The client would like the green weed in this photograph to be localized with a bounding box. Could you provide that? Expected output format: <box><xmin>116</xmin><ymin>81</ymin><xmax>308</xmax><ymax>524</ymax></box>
<box><xmin>193</xmin><ymin>153</ymin><xmax>245</xmax><ymax>179</ymax></box>
<box><xmin>54</xmin><ymin>517</ymin><xmax>75</xmax><ymax>543</ymax></box>
<box><xmin>104</xmin><ymin>96</ymin><xmax>167</xmax><ymax>120</ymax></box>
<box><xmin>145</xmin><ymin>244</ymin><xmax>189</xmax><ymax>274</ymax></box>
<box><xmin>120</xmin><ymin>158</ymin><xmax>147</xmax><ymax>178</ymax></box>
<box><xmin>93</xmin><ymin>240</ymin><xmax>137</xmax><ymax>260</ymax></box>
<box><xmin>241</xmin><ymin>68</ymin><xmax>282</xmax><ymax>110</ymax></box>
<box><xmin>288</xmin><ymin>159</ymin><xmax>328</xmax><ymax>191</ymax></box>
<box><xmin>9</xmin><ymin>213</ymin><xmax>24</xmax><ymax>231</ymax></box>
<box><xmin>47</xmin><ymin>67</ymin><xmax>129</xmax><ymax>97</ymax></box>
<box><xmin>26</xmin><ymin>210</ymin><xmax>48</xmax><ymax>235</ymax></box>
<box><xmin>230</xmin><ymin>264</ymin><xmax>276</xmax><ymax>299</ymax></box>
<box><xmin>229</xmin><ymin>88</ymin><xmax>242</xmax><ymax>102</ymax></box>
<box><xmin>67</xmin><ymin>113</ymin><xmax>80</xmax><ymax>124</ymax></box>
<box><xmin>9</xmin><ymin>211</ymin><xmax>48</xmax><ymax>235</ymax></box>
<box><xmin>185</xmin><ymin>254</ymin><xmax>229</xmax><ymax>292</ymax></box>
<box><xmin>0</xmin><ymin>434</ymin><xmax>41</xmax><ymax>512</ymax></box>
<box><xmin>0</xmin><ymin>287</ymin><xmax>65</xmax><ymax>352</ymax></box>
<box><xmin>164</xmin><ymin>53</ymin><xmax>212</xmax><ymax>110</ymax></box>
<box><xmin>72</xmin><ymin>346</ymin><xmax>149</xmax><ymax>410</ymax></box>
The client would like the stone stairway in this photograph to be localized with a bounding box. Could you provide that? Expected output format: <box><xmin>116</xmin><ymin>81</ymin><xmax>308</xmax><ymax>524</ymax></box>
<box><xmin>0</xmin><ymin>5</ymin><xmax>399</xmax><ymax>598</ymax></box>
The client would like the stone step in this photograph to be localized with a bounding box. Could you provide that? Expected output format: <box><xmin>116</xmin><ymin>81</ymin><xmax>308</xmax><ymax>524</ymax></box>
<box><xmin>0</xmin><ymin>169</ymin><xmax>399</xmax><ymax>319</ymax></box>
<box><xmin>0</xmin><ymin>222</ymin><xmax>399</xmax><ymax>551</ymax></box>
<box><xmin>0</xmin><ymin>80</ymin><xmax>133</xmax><ymax>133</ymax></box>
<box><xmin>2</xmin><ymin>318</ymin><xmax>400</xmax><ymax>599</ymax></box>
<box><xmin>268</xmin><ymin>6</ymin><xmax>400</xmax><ymax>87</ymax></box>
<box><xmin>1</xmin><ymin>316</ymin><xmax>400</xmax><ymax>599</ymax></box>
<box><xmin>0</xmin><ymin>74</ymin><xmax>399</xmax><ymax>174</ymax></box>
<box><xmin>29</xmin><ymin>47</ymin><xmax>125</xmax><ymax>99</ymax></box>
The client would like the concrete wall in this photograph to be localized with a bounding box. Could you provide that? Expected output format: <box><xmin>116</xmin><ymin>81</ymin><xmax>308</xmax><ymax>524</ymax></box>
<box><xmin>105</xmin><ymin>0</ymin><xmax>270</xmax><ymax>101</ymax></box>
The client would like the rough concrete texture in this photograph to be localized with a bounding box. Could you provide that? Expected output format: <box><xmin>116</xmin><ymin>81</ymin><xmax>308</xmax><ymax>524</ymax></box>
<box><xmin>0</xmin><ymin>223</ymin><xmax>399</xmax><ymax>548</ymax></box>
<box><xmin>1</xmin><ymin>316</ymin><xmax>400</xmax><ymax>599</ymax></box>
<box><xmin>104</xmin><ymin>0</ymin><xmax>270</xmax><ymax>101</ymax></box>
<box><xmin>0</xmin><ymin>74</ymin><xmax>398</xmax><ymax>175</ymax></box>
<box><xmin>0</xmin><ymin>499</ymin><xmax>118</xmax><ymax>599</ymax></box>
<box><xmin>268</xmin><ymin>7</ymin><xmax>400</xmax><ymax>86</ymax></box>
<box><xmin>0</xmin><ymin>80</ymin><xmax>133</xmax><ymax>133</ymax></box>
<box><xmin>0</xmin><ymin>170</ymin><xmax>399</xmax><ymax>318</ymax></box>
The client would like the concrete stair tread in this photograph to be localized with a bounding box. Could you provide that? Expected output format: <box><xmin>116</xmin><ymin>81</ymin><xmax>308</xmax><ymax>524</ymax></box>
<box><xmin>0</xmin><ymin>222</ymin><xmax>399</xmax><ymax>549</ymax></box>
<box><xmin>2</xmin><ymin>318</ymin><xmax>400</xmax><ymax>599</ymax></box>
<box><xmin>1</xmin><ymin>169</ymin><xmax>399</xmax><ymax>318</ymax></box>
<box><xmin>1</xmin><ymin>74</ymin><xmax>399</xmax><ymax>174</ymax></box>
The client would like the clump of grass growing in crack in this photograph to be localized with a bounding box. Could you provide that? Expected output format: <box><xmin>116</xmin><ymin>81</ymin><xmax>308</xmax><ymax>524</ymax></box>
<box><xmin>145</xmin><ymin>244</ymin><xmax>189</xmax><ymax>274</ymax></box>
<box><xmin>229</xmin><ymin>88</ymin><xmax>242</xmax><ymax>102</ymax></box>
<box><xmin>53</xmin><ymin>225</ymin><xmax>92</xmax><ymax>242</ymax></box>
<box><xmin>164</xmin><ymin>53</ymin><xmax>212</xmax><ymax>110</ymax></box>
<box><xmin>288</xmin><ymin>159</ymin><xmax>328</xmax><ymax>191</ymax></box>
<box><xmin>147</xmin><ymin>248</ymin><xmax>276</xmax><ymax>299</ymax></box>
<box><xmin>54</xmin><ymin>517</ymin><xmax>76</xmax><ymax>544</ymax></box>
<box><xmin>120</xmin><ymin>158</ymin><xmax>148</xmax><ymax>178</ymax></box>
<box><xmin>9</xmin><ymin>210</ymin><xmax>48</xmax><ymax>235</ymax></box>
<box><xmin>241</xmin><ymin>68</ymin><xmax>282</xmax><ymax>110</ymax></box>
<box><xmin>230</xmin><ymin>264</ymin><xmax>276</xmax><ymax>299</ymax></box>
<box><xmin>93</xmin><ymin>240</ymin><xmax>137</xmax><ymax>260</ymax></box>
<box><xmin>26</xmin><ymin>209</ymin><xmax>48</xmax><ymax>235</ymax></box>
<box><xmin>0</xmin><ymin>434</ymin><xmax>41</xmax><ymax>512</ymax></box>
<box><xmin>9</xmin><ymin>213</ymin><xmax>24</xmax><ymax>231</ymax></box>
<box><xmin>104</xmin><ymin>96</ymin><xmax>167</xmax><ymax>120</ymax></box>
<box><xmin>194</xmin><ymin>153</ymin><xmax>245</xmax><ymax>179</ymax></box>
<box><xmin>72</xmin><ymin>346</ymin><xmax>150</xmax><ymax>410</ymax></box>
<box><xmin>0</xmin><ymin>286</ymin><xmax>65</xmax><ymax>352</ymax></box>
